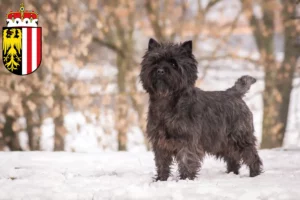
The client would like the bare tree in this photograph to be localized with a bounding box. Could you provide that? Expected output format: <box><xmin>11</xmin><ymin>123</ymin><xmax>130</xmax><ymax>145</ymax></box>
<box><xmin>29</xmin><ymin>0</ymin><xmax>94</xmax><ymax>150</ymax></box>
<box><xmin>91</xmin><ymin>0</ymin><xmax>138</xmax><ymax>151</ymax></box>
<box><xmin>242</xmin><ymin>0</ymin><xmax>300</xmax><ymax>148</ymax></box>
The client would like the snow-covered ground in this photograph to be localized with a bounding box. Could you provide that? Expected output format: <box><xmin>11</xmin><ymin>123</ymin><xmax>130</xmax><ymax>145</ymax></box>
<box><xmin>0</xmin><ymin>150</ymin><xmax>299</xmax><ymax>200</ymax></box>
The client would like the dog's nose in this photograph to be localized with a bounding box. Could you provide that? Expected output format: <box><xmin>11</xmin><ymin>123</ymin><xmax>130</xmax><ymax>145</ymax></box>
<box><xmin>157</xmin><ymin>68</ymin><xmax>165</xmax><ymax>75</ymax></box>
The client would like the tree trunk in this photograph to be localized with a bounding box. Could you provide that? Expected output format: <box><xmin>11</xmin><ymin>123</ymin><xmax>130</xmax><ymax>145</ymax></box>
<box><xmin>0</xmin><ymin>133</ymin><xmax>5</xmax><ymax>150</ymax></box>
<box><xmin>53</xmin><ymin>86</ymin><xmax>67</xmax><ymax>151</ymax></box>
<box><xmin>54</xmin><ymin>111</ymin><xmax>66</xmax><ymax>151</ymax></box>
<box><xmin>116</xmin><ymin>55</ymin><xmax>129</xmax><ymax>151</ymax></box>
<box><xmin>130</xmin><ymin>92</ymin><xmax>150</xmax><ymax>151</ymax></box>
<box><xmin>261</xmin><ymin>1</ymin><xmax>299</xmax><ymax>148</ymax></box>
<box><xmin>116</xmin><ymin>93</ymin><xmax>128</xmax><ymax>151</ymax></box>
<box><xmin>26</xmin><ymin>117</ymin><xmax>41</xmax><ymax>151</ymax></box>
<box><xmin>261</xmin><ymin>58</ymin><xmax>297</xmax><ymax>148</ymax></box>
<box><xmin>261</xmin><ymin>62</ymin><xmax>287</xmax><ymax>148</ymax></box>
<box><xmin>23</xmin><ymin>103</ymin><xmax>41</xmax><ymax>151</ymax></box>
<box><xmin>3</xmin><ymin>114</ymin><xmax>22</xmax><ymax>151</ymax></box>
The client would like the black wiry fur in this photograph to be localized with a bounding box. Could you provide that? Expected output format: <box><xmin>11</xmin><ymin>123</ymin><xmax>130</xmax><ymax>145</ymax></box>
<box><xmin>226</xmin><ymin>75</ymin><xmax>257</xmax><ymax>97</ymax></box>
<box><xmin>140</xmin><ymin>38</ymin><xmax>263</xmax><ymax>181</ymax></box>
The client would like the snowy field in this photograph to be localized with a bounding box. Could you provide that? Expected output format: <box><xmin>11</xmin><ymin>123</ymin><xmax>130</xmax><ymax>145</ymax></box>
<box><xmin>0</xmin><ymin>150</ymin><xmax>300</xmax><ymax>200</ymax></box>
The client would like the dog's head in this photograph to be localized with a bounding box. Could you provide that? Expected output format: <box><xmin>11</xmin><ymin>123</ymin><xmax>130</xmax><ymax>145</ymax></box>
<box><xmin>140</xmin><ymin>38</ymin><xmax>198</xmax><ymax>97</ymax></box>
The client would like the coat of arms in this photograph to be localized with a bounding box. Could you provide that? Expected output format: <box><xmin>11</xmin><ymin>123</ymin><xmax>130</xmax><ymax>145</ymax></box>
<box><xmin>2</xmin><ymin>3</ymin><xmax>42</xmax><ymax>75</ymax></box>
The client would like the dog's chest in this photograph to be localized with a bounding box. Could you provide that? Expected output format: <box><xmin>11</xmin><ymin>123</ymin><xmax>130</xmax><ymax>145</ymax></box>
<box><xmin>148</xmin><ymin>101</ymin><xmax>185</xmax><ymax>137</ymax></box>
<box><xmin>149</xmin><ymin>101</ymin><xmax>177</xmax><ymax>123</ymax></box>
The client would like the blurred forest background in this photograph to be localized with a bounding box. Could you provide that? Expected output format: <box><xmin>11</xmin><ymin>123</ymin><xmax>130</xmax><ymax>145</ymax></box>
<box><xmin>0</xmin><ymin>0</ymin><xmax>299</xmax><ymax>152</ymax></box>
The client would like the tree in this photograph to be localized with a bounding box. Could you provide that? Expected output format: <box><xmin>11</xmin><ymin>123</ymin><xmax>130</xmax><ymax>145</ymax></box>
<box><xmin>29</xmin><ymin>0</ymin><xmax>94</xmax><ymax>151</ymax></box>
<box><xmin>242</xmin><ymin>0</ymin><xmax>300</xmax><ymax>148</ymax></box>
<box><xmin>1</xmin><ymin>104</ymin><xmax>22</xmax><ymax>151</ymax></box>
<box><xmin>91</xmin><ymin>0</ymin><xmax>139</xmax><ymax>151</ymax></box>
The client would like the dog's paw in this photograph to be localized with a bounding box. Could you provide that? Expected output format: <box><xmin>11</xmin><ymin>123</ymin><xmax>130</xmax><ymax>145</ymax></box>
<box><xmin>179</xmin><ymin>174</ymin><xmax>197</xmax><ymax>181</ymax></box>
<box><xmin>249</xmin><ymin>170</ymin><xmax>261</xmax><ymax>177</ymax></box>
<box><xmin>227</xmin><ymin>169</ymin><xmax>239</xmax><ymax>175</ymax></box>
<box><xmin>154</xmin><ymin>176</ymin><xmax>168</xmax><ymax>182</ymax></box>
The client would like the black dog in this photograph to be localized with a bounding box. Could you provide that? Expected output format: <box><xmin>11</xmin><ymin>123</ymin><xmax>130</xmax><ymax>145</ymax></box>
<box><xmin>140</xmin><ymin>38</ymin><xmax>263</xmax><ymax>181</ymax></box>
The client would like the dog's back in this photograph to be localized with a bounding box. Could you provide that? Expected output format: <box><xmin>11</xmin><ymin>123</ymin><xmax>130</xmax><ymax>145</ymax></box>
<box><xmin>194</xmin><ymin>88</ymin><xmax>255</xmax><ymax>149</ymax></box>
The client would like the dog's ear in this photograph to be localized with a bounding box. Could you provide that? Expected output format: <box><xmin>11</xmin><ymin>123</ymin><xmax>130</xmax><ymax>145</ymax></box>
<box><xmin>148</xmin><ymin>38</ymin><xmax>160</xmax><ymax>51</ymax></box>
<box><xmin>181</xmin><ymin>40</ymin><xmax>192</xmax><ymax>53</ymax></box>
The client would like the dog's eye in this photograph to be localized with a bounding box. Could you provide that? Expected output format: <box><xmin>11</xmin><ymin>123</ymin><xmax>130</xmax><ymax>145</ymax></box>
<box><xmin>169</xmin><ymin>59</ymin><xmax>177</xmax><ymax>68</ymax></box>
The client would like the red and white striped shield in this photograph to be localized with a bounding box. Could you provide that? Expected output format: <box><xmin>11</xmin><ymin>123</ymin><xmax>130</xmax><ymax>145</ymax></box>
<box><xmin>2</xmin><ymin>27</ymin><xmax>42</xmax><ymax>75</ymax></box>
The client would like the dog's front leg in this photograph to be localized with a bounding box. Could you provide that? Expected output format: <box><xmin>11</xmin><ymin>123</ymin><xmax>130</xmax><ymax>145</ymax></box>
<box><xmin>153</xmin><ymin>146</ymin><xmax>173</xmax><ymax>181</ymax></box>
<box><xmin>175</xmin><ymin>146</ymin><xmax>204</xmax><ymax>180</ymax></box>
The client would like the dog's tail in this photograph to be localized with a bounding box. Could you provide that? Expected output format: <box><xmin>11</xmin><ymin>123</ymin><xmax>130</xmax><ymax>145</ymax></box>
<box><xmin>226</xmin><ymin>75</ymin><xmax>256</xmax><ymax>97</ymax></box>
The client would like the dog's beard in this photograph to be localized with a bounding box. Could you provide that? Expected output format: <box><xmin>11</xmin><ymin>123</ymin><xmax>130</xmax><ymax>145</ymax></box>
<box><xmin>153</xmin><ymin>78</ymin><xmax>170</xmax><ymax>96</ymax></box>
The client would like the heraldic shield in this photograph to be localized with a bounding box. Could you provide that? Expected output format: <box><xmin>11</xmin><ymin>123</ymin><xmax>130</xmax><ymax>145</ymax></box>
<box><xmin>2</xmin><ymin>27</ymin><xmax>42</xmax><ymax>75</ymax></box>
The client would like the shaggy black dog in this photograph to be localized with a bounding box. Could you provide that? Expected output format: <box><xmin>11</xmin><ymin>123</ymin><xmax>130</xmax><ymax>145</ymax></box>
<box><xmin>140</xmin><ymin>38</ymin><xmax>263</xmax><ymax>181</ymax></box>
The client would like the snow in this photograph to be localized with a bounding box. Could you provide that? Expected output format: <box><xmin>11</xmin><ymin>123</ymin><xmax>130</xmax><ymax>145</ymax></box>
<box><xmin>0</xmin><ymin>150</ymin><xmax>300</xmax><ymax>200</ymax></box>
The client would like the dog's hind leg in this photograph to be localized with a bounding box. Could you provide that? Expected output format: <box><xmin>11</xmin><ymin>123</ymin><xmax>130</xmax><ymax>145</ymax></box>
<box><xmin>240</xmin><ymin>145</ymin><xmax>263</xmax><ymax>177</ymax></box>
<box><xmin>225</xmin><ymin>155</ymin><xmax>241</xmax><ymax>175</ymax></box>
<box><xmin>217</xmin><ymin>152</ymin><xmax>240</xmax><ymax>175</ymax></box>
<box><xmin>175</xmin><ymin>146</ymin><xmax>204</xmax><ymax>180</ymax></box>
<box><xmin>154</xmin><ymin>147</ymin><xmax>173</xmax><ymax>181</ymax></box>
